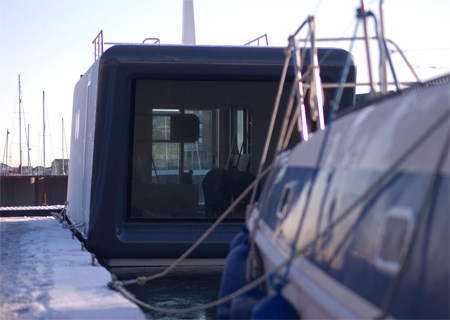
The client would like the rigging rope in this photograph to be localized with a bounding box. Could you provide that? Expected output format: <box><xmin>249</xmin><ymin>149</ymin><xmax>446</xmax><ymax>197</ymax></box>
<box><xmin>376</xmin><ymin>132</ymin><xmax>450</xmax><ymax>319</ymax></box>
<box><xmin>110</xmin><ymin>103</ymin><xmax>450</xmax><ymax>315</ymax></box>
<box><xmin>112</xmin><ymin>165</ymin><xmax>274</xmax><ymax>289</ymax></box>
<box><xmin>107</xmin><ymin>8</ymin><xmax>449</xmax><ymax>315</ymax></box>
<box><xmin>247</xmin><ymin>16</ymin><xmax>318</xmax><ymax>284</ymax></box>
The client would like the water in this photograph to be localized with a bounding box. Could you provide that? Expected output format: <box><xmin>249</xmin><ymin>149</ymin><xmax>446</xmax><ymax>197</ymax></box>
<box><xmin>121</xmin><ymin>267</ymin><xmax>223</xmax><ymax>319</ymax></box>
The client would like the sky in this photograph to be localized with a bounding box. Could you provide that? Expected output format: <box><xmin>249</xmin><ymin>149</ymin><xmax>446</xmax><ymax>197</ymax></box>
<box><xmin>1</xmin><ymin>0</ymin><xmax>449</xmax><ymax>168</ymax></box>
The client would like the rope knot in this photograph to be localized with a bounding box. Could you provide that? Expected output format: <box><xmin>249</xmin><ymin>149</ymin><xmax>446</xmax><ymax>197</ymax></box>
<box><xmin>268</xmin><ymin>272</ymin><xmax>289</xmax><ymax>292</ymax></box>
<box><xmin>246</xmin><ymin>249</ymin><xmax>262</xmax><ymax>282</ymax></box>
<box><xmin>135</xmin><ymin>276</ymin><xmax>148</xmax><ymax>286</ymax></box>
<box><xmin>107</xmin><ymin>280</ymin><xmax>122</xmax><ymax>291</ymax></box>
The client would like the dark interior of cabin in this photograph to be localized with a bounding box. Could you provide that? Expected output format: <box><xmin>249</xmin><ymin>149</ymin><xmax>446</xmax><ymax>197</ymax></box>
<box><xmin>129</xmin><ymin>79</ymin><xmax>290</xmax><ymax>221</ymax></box>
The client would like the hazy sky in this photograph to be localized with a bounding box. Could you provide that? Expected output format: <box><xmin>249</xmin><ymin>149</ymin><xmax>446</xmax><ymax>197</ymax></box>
<box><xmin>1</xmin><ymin>0</ymin><xmax>449</xmax><ymax>167</ymax></box>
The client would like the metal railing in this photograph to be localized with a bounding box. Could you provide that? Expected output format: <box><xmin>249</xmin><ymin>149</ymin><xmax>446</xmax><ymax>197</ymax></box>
<box><xmin>92</xmin><ymin>30</ymin><xmax>104</xmax><ymax>61</ymax></box>
<box><xmin>92</xmin><ymin>30</ymin><xmax>161</xmax><ymax>61</ymax></box>
<box><xmin>244</xmin><ymin>34</ymin><xmax>269</xmax><ymax>46</ymax></box>
<box><xmin>299</xmin><ymin>36</ymin><xmax>421</xmax><ymax>86</ymax></box>
<box><xmin>142</xmin><ymin>38</ymin><xmax>161</xmax><ymax>44</ymax></box>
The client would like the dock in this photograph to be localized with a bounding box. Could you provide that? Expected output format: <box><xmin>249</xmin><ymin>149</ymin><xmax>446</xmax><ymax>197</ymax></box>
<box><xmin>0</xmin><ymin>216</ymin><xmax>146</xmax><ymax>319</ymax></box>
<box><xmin>0</xmin><ymin>204</ymin><xmax>65</xmax><ymax>217</ymax></box>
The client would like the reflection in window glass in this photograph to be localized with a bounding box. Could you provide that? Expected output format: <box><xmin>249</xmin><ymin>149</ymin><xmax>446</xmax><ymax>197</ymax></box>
<box><xmin>152</xmin><ymin>116</ymin><xmax>171</xmax><ymax>140</ymax></box>
<box><xmin>152</xmin><ymin>142</ymin><xmax>180</xmax><ymax>183</ymax></box>
<box><xmin>131</xmin><ymin>107</ymin><xmax>234</xmax><ymax>220</ymax></box>
<box><xmin>130</xmin><ymin>80</ymin><xmax>257</xmax><ymax>221</ymax></box>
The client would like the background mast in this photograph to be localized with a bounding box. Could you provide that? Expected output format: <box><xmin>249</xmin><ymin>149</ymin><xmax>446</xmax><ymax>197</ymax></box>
<box><xmin>18</xmin><ymin>75</ymin><xmax>22</xmax><ymax>174</ymax></box>
<box><xmin>27</xmin><ymin>123</ymin><xmax>31</xmax><ymax>174</ymax></box>
<box><xmin>43</xmin><ymin>91</ymin><xmax>46</xmax><ymax>173</ymax></box>
<box><xmin>3</xmin><ymin>129</ymin><xmax>9</xmax><ymax>175</ymax></box>
<box><xmin>62</xmin><ymin>118</ymin><xmax>65</xmax><ymax>175</ymax></box>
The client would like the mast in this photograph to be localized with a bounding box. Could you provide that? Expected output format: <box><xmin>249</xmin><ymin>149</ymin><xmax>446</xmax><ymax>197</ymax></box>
<box><xmin>27</xmin><ymin>123</ymin><xmax>31</xmax><ymax>174</ymax></box>
<box><xmin>182</xmin><ymin>0</ymin><xmax>196</xmax><ymax>45</ymax></box>
<box><xmin>3</xmin><ymin>129</ymin><xmax>9</xmax><ymax>176</ymax></box>
<box><xmin>360</xmin><ymin>0</ymin><xmax>375</xmax><ymax>93</ymax></box>
<box><xmin>6</xmin><ymin>129</ymin><xmax>9</xmax><ymax>174</ymax></box>
<box><xmin>18</xmin><ymin>75</ymin><xmax>22</xmax><ymax>173</ymax></box>
<box><xmin>43</xmin><ymin>91</ymin><xmax>46</xmax><ymax>173</ymax></box>
<box><xmin>62</xmin><ymin>118</ymin><xmax>65</xmax><ymax>175</ymax></box>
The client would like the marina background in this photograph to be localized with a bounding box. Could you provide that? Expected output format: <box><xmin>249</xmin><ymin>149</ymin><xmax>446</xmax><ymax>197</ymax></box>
<box><xmin>1</xmin><ymin>0</ymin><xmax>449</xmax><ymax>168</ymax></box>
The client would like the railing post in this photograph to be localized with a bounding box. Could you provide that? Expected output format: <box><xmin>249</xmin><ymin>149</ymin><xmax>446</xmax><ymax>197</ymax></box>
<box><xmin>92</xmin><ymin>30</ymin><xmax>104</xmax><ymax>61</ymax></box>
<box><xmin>244</xmin><ymin>34</ymin><xmax>269</xmax><ymax>46</ymax></box>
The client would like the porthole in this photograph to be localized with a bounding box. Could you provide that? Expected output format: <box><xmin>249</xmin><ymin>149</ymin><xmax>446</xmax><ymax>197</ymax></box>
<box><xmin>375</xmin><ymin>206</ymin><xmax>416</xmax><ymax>274</ymax></box>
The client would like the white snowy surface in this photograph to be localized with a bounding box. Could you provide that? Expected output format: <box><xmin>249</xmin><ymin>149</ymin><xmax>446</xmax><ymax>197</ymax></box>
<box><xmin>0</xmin><ymin>216</ymin><xmax>146</xmax><ymax>319</ymax></box>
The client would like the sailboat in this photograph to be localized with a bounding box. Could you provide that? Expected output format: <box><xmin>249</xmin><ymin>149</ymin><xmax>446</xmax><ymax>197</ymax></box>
<box><xmin>217</xmin><ymin>2</ymin><xmax>449</xmax><ymax>320</ymax></box>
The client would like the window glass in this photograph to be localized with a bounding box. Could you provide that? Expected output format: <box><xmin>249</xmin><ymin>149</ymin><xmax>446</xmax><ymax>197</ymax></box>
<box><xmin>130</xmin><ymin>79</ymin><xmax>286</xmax><ymax>221</ymax></box>
<box><xmin>130</xmin><ymin>105</ymin><xmax>249</xmax><ymax>219</ymax></box>
<box><xmin>152</xmin><ymin>115</ymin><xmax>171</xmax><ymax>140</ymax></box>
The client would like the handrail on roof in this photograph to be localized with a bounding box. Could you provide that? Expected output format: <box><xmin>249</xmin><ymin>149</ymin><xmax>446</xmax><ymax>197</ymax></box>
<box><xmin>143</xmin><ymin>38</ymin><xmax>161</xmax><ymax>44</ymax></box>
<box><xmin>92</xmin><ymin>30</ymin><xmax>104</xmax><ymax>61</ymax></box>
<box><xmin>244</xmin><ymin>34</ymin><xmax>269</xmax><ymax>46</ymax></box>
<box><xmin>92</xmin><ymin>30</ymin><xmax>161</xmax><ymax>61</ymax></box>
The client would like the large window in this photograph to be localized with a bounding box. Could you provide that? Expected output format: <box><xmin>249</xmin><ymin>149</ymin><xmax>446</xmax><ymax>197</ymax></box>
<box><xmin>129</xmin><ymin>79</ymin><xmax>253</xmax><ymax>220</ymax></box>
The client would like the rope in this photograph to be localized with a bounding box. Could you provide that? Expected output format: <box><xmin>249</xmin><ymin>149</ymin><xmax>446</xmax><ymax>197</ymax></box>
<box><xmin>249</xmin><ymin>43</ymin><xmax>293</xmax><ymax>206</ymax></box>
<box><xmin>113</xmin><ymin>164</ymin><xmax>274</xmax><ymax>288</ymax></box>
<box><xmin>112</xmin><ymin>272</ymin><xmax>268</xmax><ymax>314</ymax></box>
<box><xmin>51</xmin><ymin>210</ymin><xmax>64</xmax><ymax>222</ymax></box>
<box><xmin>109</xmin><ymin>106</ymin><xmax>449</xmax><ymax>315</ymax></box>
<box><xmin>61</xmin><ymin>220</ymin><xmax>85</xmax><ymax>231</ymax></box>
<box><xmin>252</xmin><ymin>16</ymin><xmax>359</xmax><ymax>285</ymax></box>
<box><xmin>328</xmin><ymin>19</ymin><xmax>360</xmax><ymax>122</ymax></box>
<box><xmin>376</xmin><ymin>133</ymin><xmax>450</xmax><ymax>319</ymax></box>
<box><xmin>247</xmin><ymin>17</ymin><xmax>317</xmax><ymax>283</ymax></box>
<box><xmin>277</xmin><ymin>17</ymin><xmax>363</xmax><ymax>283</ymax></box>
<box><xmin>110</xmin><ymin>9</ymin><xmax>449</xmax><ymax>315</ymax></box>
<box><xmin>52</xmin><ymin>204</ymin><xmax>68</xmax><ymax>223</ymax></box>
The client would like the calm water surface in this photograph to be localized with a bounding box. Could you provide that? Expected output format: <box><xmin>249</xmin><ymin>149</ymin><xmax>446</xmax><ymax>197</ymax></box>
<box><xmin>122</xmin><ymin>267</ymin><xmax>223</xmax><ymax>320</ymax></box>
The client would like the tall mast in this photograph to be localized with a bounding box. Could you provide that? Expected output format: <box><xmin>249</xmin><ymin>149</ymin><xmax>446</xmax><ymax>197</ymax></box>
<box><xmin>43</xmin><ymin>91</ymin><xmax>46</xmax><ymax>172</ymax></box>
<box><xmin>3</xmin><ymin>129</ymin><xmax>9</xmax><ymax>176</ymax></box>
<box><xmin>18</xmin><ymin>75</ymin><xmax>22</xmax><ymax>173</ymax></box>
<box><xmin>62</xmin><ymin>118</ymin><xmax>65</xmax><ymax>175</ymax></box>
<box><xmin>182</xmin><ymin>0</ymin><xmax>196</xmax><ymax>45</ymax></box>
<box><xmin>27</xmin><ymin>123</ymin><xmax>31</xmax><ymax>174</ymax></box>
<box><xmin>6</xmin><ymin>129</ymin><xmax>9</xmax><ymax>174</ymax></box>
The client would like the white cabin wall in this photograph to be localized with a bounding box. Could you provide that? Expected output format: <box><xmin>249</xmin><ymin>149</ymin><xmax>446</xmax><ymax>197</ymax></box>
<box><xmin>67</xmin><ymin>61</ymin><xmax>100</xmax><ymax>235</ymax></box>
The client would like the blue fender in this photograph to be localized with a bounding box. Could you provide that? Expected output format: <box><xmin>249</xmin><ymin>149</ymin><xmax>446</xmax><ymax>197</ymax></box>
<box><xmin>250</xmin><ymin>291</ymin><xmax>300</xmax><ymax>319</ymax></box>
<box><xmin>229</xmin><ymin>225</ymin><xmax>249</xmax><ymax>250</ymax></box>
<box><xmin>230</xmin><ymin>286</ymin><xmax>265</xmax><ymax>320</ymax></box>
<box><xmin>217</xmin><ymin>228</ymin><xmax>263</xmax><ymax>320</ymax></box>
